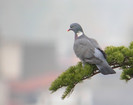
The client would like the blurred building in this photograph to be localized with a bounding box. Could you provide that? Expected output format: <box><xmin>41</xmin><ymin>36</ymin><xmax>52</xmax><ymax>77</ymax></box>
<box><xmin>22</xmin><ymin>43</ymin><xmax>57</xmax><ymax>79</ymax></box>
<box><xmin>0</xmin><ymin>0</ymin><xmax>133</xmax><ymax>105</ymax></box>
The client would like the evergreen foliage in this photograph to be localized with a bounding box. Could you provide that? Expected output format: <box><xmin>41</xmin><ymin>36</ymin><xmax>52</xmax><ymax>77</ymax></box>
<box><xmin>49</xmin><ymin>41</ymin><xmax>133</xmax><ymax>99</ymax></box>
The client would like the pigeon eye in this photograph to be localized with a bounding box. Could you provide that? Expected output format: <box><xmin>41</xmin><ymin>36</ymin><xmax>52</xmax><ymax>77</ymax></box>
<box><xmin>70</xmin><ymin>25</ymin><xmax>74</xmax><ymax>28</ymax></box>
<box><xmin>71</xmin><ymin>26</ymin><xmax>74</xmax><ymax>28</ymax></box>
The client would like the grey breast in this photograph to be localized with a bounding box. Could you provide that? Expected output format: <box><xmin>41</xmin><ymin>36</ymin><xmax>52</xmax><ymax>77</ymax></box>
<box><xmin>73</xmin><ymin>35</ymin><xmax>95</xmax><ymax>60</ymax></box>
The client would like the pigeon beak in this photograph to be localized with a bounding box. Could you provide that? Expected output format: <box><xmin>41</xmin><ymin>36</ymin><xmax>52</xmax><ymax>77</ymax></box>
<box><xmin>67</xmin><ymin>28</ymin><xmax>72</xmax><ymax>32</ymax></box>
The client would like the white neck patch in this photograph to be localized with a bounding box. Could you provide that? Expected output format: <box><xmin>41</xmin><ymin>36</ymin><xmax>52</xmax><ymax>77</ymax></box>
<box><xmin>76</xmin><ymin>31</ymin><xmax>83</xmax><ymax>37</ymax></box>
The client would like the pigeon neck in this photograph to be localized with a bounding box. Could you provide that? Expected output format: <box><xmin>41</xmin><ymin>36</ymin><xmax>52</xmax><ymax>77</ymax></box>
<box><xmin>77</xmin><ymin>31</ymin><xmax>83</xmax><ymax>36</ymax></box>
<box><xmin>75</xmin><ymin>31</ymin><xmax>84</xmax><ymax>39</ymax></box>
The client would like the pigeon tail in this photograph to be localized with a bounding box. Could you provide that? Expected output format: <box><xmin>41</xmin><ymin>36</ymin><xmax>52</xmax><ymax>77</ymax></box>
<box><xmin>96</xmin><ymin>61</ymin><xmax>116</xmax><ymax>75</ymax></box>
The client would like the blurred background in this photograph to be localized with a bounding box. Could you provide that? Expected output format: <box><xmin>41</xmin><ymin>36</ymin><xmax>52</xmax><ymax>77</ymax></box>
<box><xmin>0</xmin><ymin>0</ymin><xmax>133</xmax><ymax>105</ymax></box>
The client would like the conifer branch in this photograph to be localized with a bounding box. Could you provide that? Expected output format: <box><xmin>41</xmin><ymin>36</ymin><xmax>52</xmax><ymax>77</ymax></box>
<box><xmin>49</xmin><ymin>41</ymin><xmax>133</xmax><ymax>99</ymax></box>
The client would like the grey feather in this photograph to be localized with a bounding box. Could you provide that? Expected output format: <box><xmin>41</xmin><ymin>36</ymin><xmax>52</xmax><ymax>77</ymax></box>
<box><xmin>96</xmin><ymin>61</ymin><xmax>116</xmax><ymax>75</ymax></box>
<box><xmin>68</xmin><ymin>23</ymin><xmax>116</xmax><ymax>75</ymax></box>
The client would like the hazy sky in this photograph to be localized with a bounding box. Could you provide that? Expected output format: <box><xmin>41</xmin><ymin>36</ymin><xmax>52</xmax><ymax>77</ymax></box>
<box><xmin>0</xmin><ymin>0</ymin><xmax>133</xmax><ymax>45</ymax></box>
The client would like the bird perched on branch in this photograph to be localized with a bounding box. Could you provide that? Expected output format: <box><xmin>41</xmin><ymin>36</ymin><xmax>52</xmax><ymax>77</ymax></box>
<box><xmin>68</xmin><ymin>23</ymin><xmax>116</xmax><ymax>75</ymax></box>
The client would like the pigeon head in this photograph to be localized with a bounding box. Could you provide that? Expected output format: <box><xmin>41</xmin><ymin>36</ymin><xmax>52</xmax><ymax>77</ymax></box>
<box><xmin>68</xmin><ymin>23</ymin><xmax>84</xmax><ymax>34</ymax></box>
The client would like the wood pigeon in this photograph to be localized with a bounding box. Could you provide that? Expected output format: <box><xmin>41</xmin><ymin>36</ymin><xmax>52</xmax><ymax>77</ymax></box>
<box><xmin>68</xmin><ymin>23</ymin><xmax>116</xmax><ymax>75</ymax></box>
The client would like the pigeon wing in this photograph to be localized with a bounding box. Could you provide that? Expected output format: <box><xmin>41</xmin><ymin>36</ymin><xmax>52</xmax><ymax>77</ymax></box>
<box><xmin>74</xmin><ymin>36</ymin><xmax>105</xmax><ymax>64</ymax></box>
<box><xmin>87</xmin><ymin>37</ymin><xmax>106</xmax><ymax>59</ymax></box>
